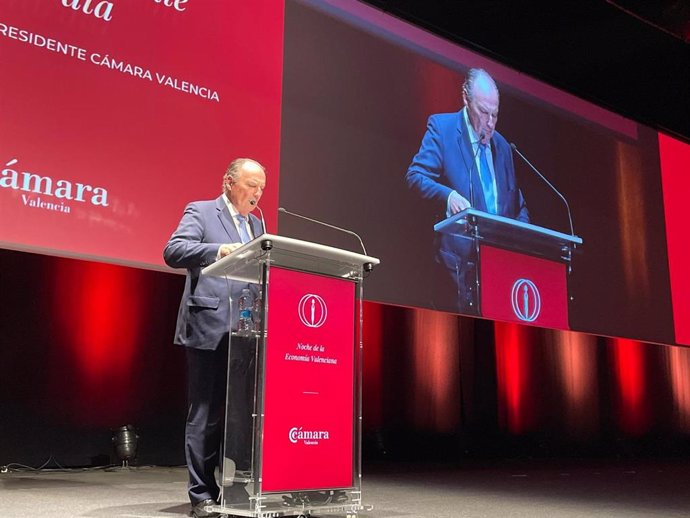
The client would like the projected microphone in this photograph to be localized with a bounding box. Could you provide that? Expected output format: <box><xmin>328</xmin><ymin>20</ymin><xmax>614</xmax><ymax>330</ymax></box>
<box><xmin>510</xmin><ymin>143</ymin><xmax>575</xmax><ymax>236</ymax></box>
<box><xmin>467</xmin><ymin>133</ymin><xmax>485</xmax><ymax>211</ymax></box>
<box><xmin>278</xmin><ymin>207</ymin><xmax>369</xmax><ymax>256</ymax></box>
<box><xmin>460</xmin><ymin>132</ymin><xmax>485</xmax><ymax>212</ymax></box>
<box><xmin>249</xmin><ymin>199</ymin><xmax>266</xmax><ymax>235</ymax></box>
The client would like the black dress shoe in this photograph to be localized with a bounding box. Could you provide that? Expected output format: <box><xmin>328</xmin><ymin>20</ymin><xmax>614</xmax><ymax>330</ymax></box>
<box><xmin>191</xmin><ymin>498</ymin><xmax>219</xmax><ymax>518</ymax></box>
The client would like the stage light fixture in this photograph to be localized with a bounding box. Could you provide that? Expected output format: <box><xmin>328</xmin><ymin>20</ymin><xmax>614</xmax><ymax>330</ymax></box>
<box><xmin>112</xmin><ymin>425</ymin><xmax>138</xmax><ymax>468</ymax></box>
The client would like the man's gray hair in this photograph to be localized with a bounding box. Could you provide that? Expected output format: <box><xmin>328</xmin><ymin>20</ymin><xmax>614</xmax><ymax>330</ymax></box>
<box><xmin>462</xmin><ymin>68</ymin><xmax>499</xmax><ymax>103</ymax></box>
<box><xmin>222</xmin><ymin>158</ymin><xmax>265</xmax><ymax>191</ymax></box>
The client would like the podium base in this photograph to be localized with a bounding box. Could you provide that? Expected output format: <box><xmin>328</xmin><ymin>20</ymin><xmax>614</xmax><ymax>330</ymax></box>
<box><xmin>211</xmin><ymin>502</ymin><xmax>372</xmax><ymax>517</ymax></box>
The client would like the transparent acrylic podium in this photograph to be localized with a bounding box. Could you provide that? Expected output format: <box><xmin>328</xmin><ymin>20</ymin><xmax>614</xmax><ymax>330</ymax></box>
<box><xmin>202</xmin><ymin>234</ymin><xmax>379</xmax><ymax>517</ymax></box>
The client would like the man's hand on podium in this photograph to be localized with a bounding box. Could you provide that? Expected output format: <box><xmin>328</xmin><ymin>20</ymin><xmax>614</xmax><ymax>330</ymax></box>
<box><xmin>219</xmin><ymin>243</ymin><xmax>243</xmax><ymax>258</ymax></box>
<box><xmin>448</xmin><ymin>190</ymin><xmax>471</xmax><ymax>214</ymax></box>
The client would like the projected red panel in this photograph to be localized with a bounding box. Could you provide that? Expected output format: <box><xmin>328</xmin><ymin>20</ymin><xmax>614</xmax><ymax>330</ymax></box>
<box><xmin>0</xmin><ymin>0</ymin><xmax>283</xmax><ymax>268</ymax></box>
<box><xmin>659</xmin><ymin>134</ymin><xmax>690</xmax><ymax>346</ymax></box>
<box><xmin>480</xmin><ymin>245</ymin><xmax>569</xmax><ymax>329</ymax></box>
<box><xmin>262</xmin><ymin>267</ymin><xmax>355</xmax><ymax>492</ymax></box>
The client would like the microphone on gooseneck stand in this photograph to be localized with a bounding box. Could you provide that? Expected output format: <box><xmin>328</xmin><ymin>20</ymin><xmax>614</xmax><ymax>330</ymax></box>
<box><xmin>278</xmin><ymin>207</ymin><xmax>373</xmax><ymax>272</ymax></box>
<box><xmin>249</xmin><ymin>199</ymin><xmax>266</xmax><ymax>236</ymax></box>
<box><xmin>278</xmin><ymin>207</ymin><xmax>367</xmax><ymax>255</ymax></box>
<box><xmin>510</xmin><ymin>142</ymin><xmax>575</xmax><ymax>236</ymax></box>
<box><xmin>462</xmin><ymin>132</ymin><xmax>485</xmax><ymax>212</ymax></box>
<box><xmin>470</xmin><ymin>132</ymin><xmax>485</xmax><ymax>210</ymax></box>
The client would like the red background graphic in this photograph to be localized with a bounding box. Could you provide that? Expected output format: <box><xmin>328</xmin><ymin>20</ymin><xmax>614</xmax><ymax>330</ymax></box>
<box><xmin>0</xmin><ymin>0</ymin><xmax>284</xmax><ymax>268</ymax></box>
<box><xmin>480</xmin><ymin>245</ymin><xmax>569</xmax><ymax>329</ymax></box>
<box><xmin>659</xmin><ymin>134</ymin><xmax>690</xmax><ymax>346</ymax></box>
<box><xmin>261</xmin><ymin>267</ymin><xmax>355</xmax><ymax>492</ymax></box>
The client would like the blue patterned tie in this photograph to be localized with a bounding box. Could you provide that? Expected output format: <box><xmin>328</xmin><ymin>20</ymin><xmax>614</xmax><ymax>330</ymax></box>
<box><xmin>236</xmin><ymin>215</ymin><xmax>251</xmax><ymax>244</ymax></box>
<box><xmin>479</xmin><ymin>143</ymin><xmax>496</xmax><ymax>214</ymax></box>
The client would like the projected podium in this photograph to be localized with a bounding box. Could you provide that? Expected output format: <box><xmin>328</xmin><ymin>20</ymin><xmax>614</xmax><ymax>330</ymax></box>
<box><xmin>435</xmin><ymin>208</ymin><xmax>582</xmax><ymax>328</ymax></box>
<box><xmin>202</xmin><ymin>234</ymin><xmax>379</xmax><ymax>518</ymax></box>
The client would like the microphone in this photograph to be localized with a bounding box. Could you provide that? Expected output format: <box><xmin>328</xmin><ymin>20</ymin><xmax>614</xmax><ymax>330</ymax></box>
<box><xmin>249</xmin><ymin>199</ymin><xmax>266</xmax><ymax>236</ymax></box>
<box><xmin>510</xmin><ymin>143</ymin><xmax>575</xmax><ymax>236</ymax></box>
<box><xmin>278</xmin><ymin>207</ymin><xmax>368</xmax><ymax>256</ymax></box>
<box><xmin>470</xmin><ymin>132</ymin><xmax>485</xmax><ymax>209</ymax></box>
<box><xmin>460</xmin><ymin>132</ymin><xmax>485</xmax><ymax>212</ymax></box>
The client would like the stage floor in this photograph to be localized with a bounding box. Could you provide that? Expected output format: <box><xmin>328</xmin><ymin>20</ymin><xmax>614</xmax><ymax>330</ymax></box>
<box><xmin>2</xmin><ymin>459</ymin><xmax>690</xmax><ymax>517</ymax></box>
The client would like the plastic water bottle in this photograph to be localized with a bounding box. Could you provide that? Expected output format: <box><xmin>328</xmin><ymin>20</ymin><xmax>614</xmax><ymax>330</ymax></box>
<box><xmin>237</xmin><ymin>288</ymin><xmax>253</xmax><ymax>335</ymax></box>
<box><xmin>252</xmin><ymin>295</ymin><xmax>263</xmax><ymax>332</ymax></box>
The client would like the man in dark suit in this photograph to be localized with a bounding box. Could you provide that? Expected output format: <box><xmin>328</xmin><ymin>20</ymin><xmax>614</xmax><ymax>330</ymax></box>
<box><xmin>406</xmin><ymin>68</ymin><xmax>529</xmax><ymax>314</ymax></box>
<box><xmin>164</xmin><ymin>158</ymin><xmax>265</xmax><ymax>518</ymax></box>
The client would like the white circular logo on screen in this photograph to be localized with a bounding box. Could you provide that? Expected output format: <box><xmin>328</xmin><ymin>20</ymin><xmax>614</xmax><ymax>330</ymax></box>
<box><xmin>298</xmin><ymin>294</ymin><xmax>327</xmax><ymax>328</ymax></box>
<box><xmin>511</xmin><ymin>279</ymin><xmax>541</xmax><ymax>322</ymax></box>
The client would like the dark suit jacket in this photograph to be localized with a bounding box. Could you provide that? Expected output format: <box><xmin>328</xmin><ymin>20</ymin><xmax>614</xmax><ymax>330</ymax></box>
<box><xmin>407</xmin><ymin>109</ymin><xmax>529</xmax><ymax>257</ymax></box>
<box><xmin>406</xmin><ymin>109</ymin><xmax>529</xmax><ymax>221</ymax></box>
<box><xmin>164</xmin><ymin>195</ymin><xmax>263</xmax><ymax>350</ymax></box>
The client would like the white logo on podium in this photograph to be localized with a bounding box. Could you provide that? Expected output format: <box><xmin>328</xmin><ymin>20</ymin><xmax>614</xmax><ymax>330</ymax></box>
<box><xmin>511</xmin><ymin>279</ymin><xmax>541</xmax><ymax>322</ymax></box>
<box><xmin>289</xmin><ymin>426</ymin><xmax>330</xmax><ymax>445</ymax></box>
<box><xmin>298</xmin><ymin>294</ymin><xmax>327</xmax><ymax>328</ymax></box>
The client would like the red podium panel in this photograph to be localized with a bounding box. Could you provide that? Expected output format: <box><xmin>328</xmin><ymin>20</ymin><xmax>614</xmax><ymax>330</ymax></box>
<box><xmin>480</xmin><ymin>245</ymin><xmax>569</xmax><ymax>329</ymax></box>
<box><xmin>261</xmin><ymin>267</ymin><xmax>355</xmax><ymax>492</ymax></box>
